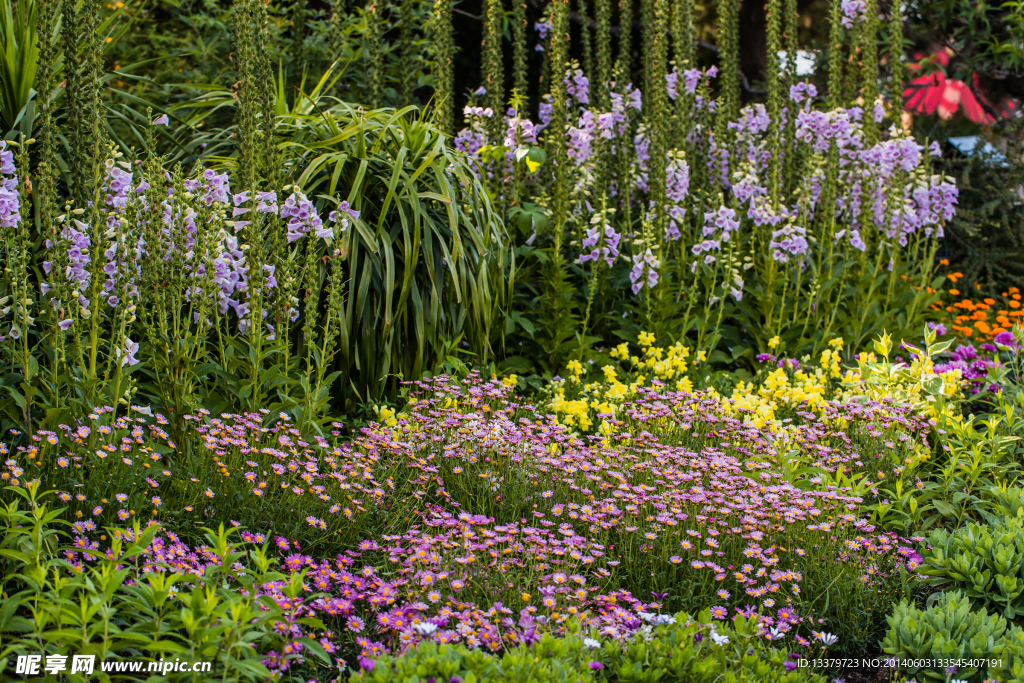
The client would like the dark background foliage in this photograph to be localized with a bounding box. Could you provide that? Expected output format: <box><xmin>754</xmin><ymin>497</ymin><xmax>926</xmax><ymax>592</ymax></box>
<box><xmin>938</xmin><ymin>124</ymin><xmax>1024</xmax><ymax>296</ymax></box>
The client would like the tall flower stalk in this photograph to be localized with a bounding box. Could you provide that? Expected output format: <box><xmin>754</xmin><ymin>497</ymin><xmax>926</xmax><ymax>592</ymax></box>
<box><xmin>365</xmin><ymin>1</ymin><xmax>384</xmax><ymax>109</ymax></box>
<box><xmin>671</xmin><ymin>0</ymin><xmax>694</xmax><ymax>70</ymax></box>
<box><xmin>888</xmin><ymin>0</ymin><xmax>904</xmax><ymax>112</ymax></box>
<box><xmin>61</xmin><ymin>0</ymin><xmax>102</xmax><ymax>208</ymax></box>
<box><xmin>450</xmin><ymin>0</ymin><xmax>955</xmax><ymax>360</ymax></box>
<box><xmin>511</xmin><ymin>0</ymin><xmax>528</xmax><ymax>99</ymax></box>
<box><xmin>431</xmin><ymin>0</ymin><xmax>455</xmax><ymax>135</ymax></box>
<box><xmin>593</xmin><ymin>0</ymin><xmax>612</xmax><ymax>110</ymax></box>
<box><xmin>715</xmin><ymin>0</ymin><xmax>741</xmax><ymax>127</ymax></box>
<box><xmin>616</xmin><ymin>0</ymin><xmax>632</xmax><ymax>82</ymax></box>
<box><xmin>482</xmin><ymin>0</ymin><xmax>505</xmax><ymax>145</ymax></box>
<box><xmin>400</xmin><ymin>0</ymin><xmax>418</xmax><ymax>101</ymax></box>
<box><xmin>860</xmin><ymin>0</ymin><xmax>880</xmax><ymax>146</ymax></box>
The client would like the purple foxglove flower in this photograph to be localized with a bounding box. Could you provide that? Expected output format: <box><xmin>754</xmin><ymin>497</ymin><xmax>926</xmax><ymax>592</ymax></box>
<box><xmin>337</xmin><ymin>200</ymin><xmax>360</xmax><ymax>221</ymax></box>
<box><xmin>119</xmin><ymin>338</ymin><xmax>140</xmax><ymax>367</ymax></box>
<box><xmin>0</xmin><ymin>145</ymin><xmax>15</xmax><ymax>174</ymax></box>
<box><xmin>684</xmin><ymin>68</ymin><xmax>701</xmax><ymax>94</ymax></box>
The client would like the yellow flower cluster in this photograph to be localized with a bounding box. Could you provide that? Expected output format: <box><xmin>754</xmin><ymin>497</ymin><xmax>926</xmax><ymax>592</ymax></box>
<box><xmin>374</xmin><ymin>405</ymin><xmax>399</xmax><ymax>428</ymax></box>
<box><xmin>727</xmin><ymin>342</ymin><xmax>848</xmax><ymax>428</ymax></box>
<box><xmin>730</xmin><ymin>370</ymin><xmax>825</xmax><ymax>427</ymax></box>
<box><xmin>545</xmin><ymin>333</ymin><xmax>964</xmax><ymax>434</ymax></box>
<box><xmin>549</xmin><ymin>338</ymin><xmax>711</xmax><ymax>433</ymax></box>
<box><xmin>549</xmin><ymin>391</ymin><xmax>596</xmax><ymax>431</ymax></box>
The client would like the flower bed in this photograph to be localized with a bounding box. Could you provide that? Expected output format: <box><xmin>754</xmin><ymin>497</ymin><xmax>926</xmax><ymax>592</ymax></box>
<box><xmin>3</xmin><ymin>366</ymin><xmax>939</xmax><ymax>672</ymax></box>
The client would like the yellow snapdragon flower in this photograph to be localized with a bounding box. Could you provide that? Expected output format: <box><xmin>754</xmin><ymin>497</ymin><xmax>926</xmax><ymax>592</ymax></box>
<box><xmin>566</xmin><ymin>360</ymin><xmax>585</xmax><ymax>381</ymax></box>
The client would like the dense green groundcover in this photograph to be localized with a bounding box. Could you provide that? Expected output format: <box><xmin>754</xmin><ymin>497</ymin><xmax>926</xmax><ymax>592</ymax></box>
<box><xmin>348</xmin><ymin>616</ymin><xmax>831</xmax><ymax>683</ymax></box>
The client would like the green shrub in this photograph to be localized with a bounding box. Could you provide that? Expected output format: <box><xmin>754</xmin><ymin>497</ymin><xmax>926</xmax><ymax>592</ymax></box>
<box><xmin>920</xmin><ymin>516</ymin><xmax>1024</xmax><ymax>620</ymax></box>
<box><xmin>991</xmin><ymin>628</ymin><xmax>1024</xmax><ymax>683</ymax></box>
<box><xmin>882</xmin><ymin>590</ymin><xmax>1017</xmax><ymax>682</ymax></box>
<box><xmin>0</xmin><ymin>483</ymin><xmax>335</xmax><ymax>682</ymax></box>
<box><xmin>977</xmin><ymin>486</ymin><xmax>1024</xmax><ymax>525</ymax></box>
<box><xmin>351</xmin><ymin>612</ymin><xmax>827</xmax><ymax>683</ymax></box>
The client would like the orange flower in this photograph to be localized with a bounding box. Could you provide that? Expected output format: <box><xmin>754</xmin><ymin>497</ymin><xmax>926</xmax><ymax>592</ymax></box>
<box><xmin>949</xmin><ymin>289</ymin><xmax>960</xmax><ymax>296</ymax></box>
<box><xmin>975</xmin><ymin>321</ymin><xmax>992</xmax><ymax>334</ymax></box>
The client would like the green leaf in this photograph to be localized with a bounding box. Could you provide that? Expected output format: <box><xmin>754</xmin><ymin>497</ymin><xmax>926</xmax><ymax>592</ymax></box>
<box><xmin>932</xmin><ymin>499</ymin><xmax>957</xmax><ymax>518</ymax></box>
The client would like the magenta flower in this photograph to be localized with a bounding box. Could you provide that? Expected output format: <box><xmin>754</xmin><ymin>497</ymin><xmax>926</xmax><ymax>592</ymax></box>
<box><xmin>994</xmin><ymin>331</ymin><xmax>1018</xmax><ymax>350</ymax></box>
